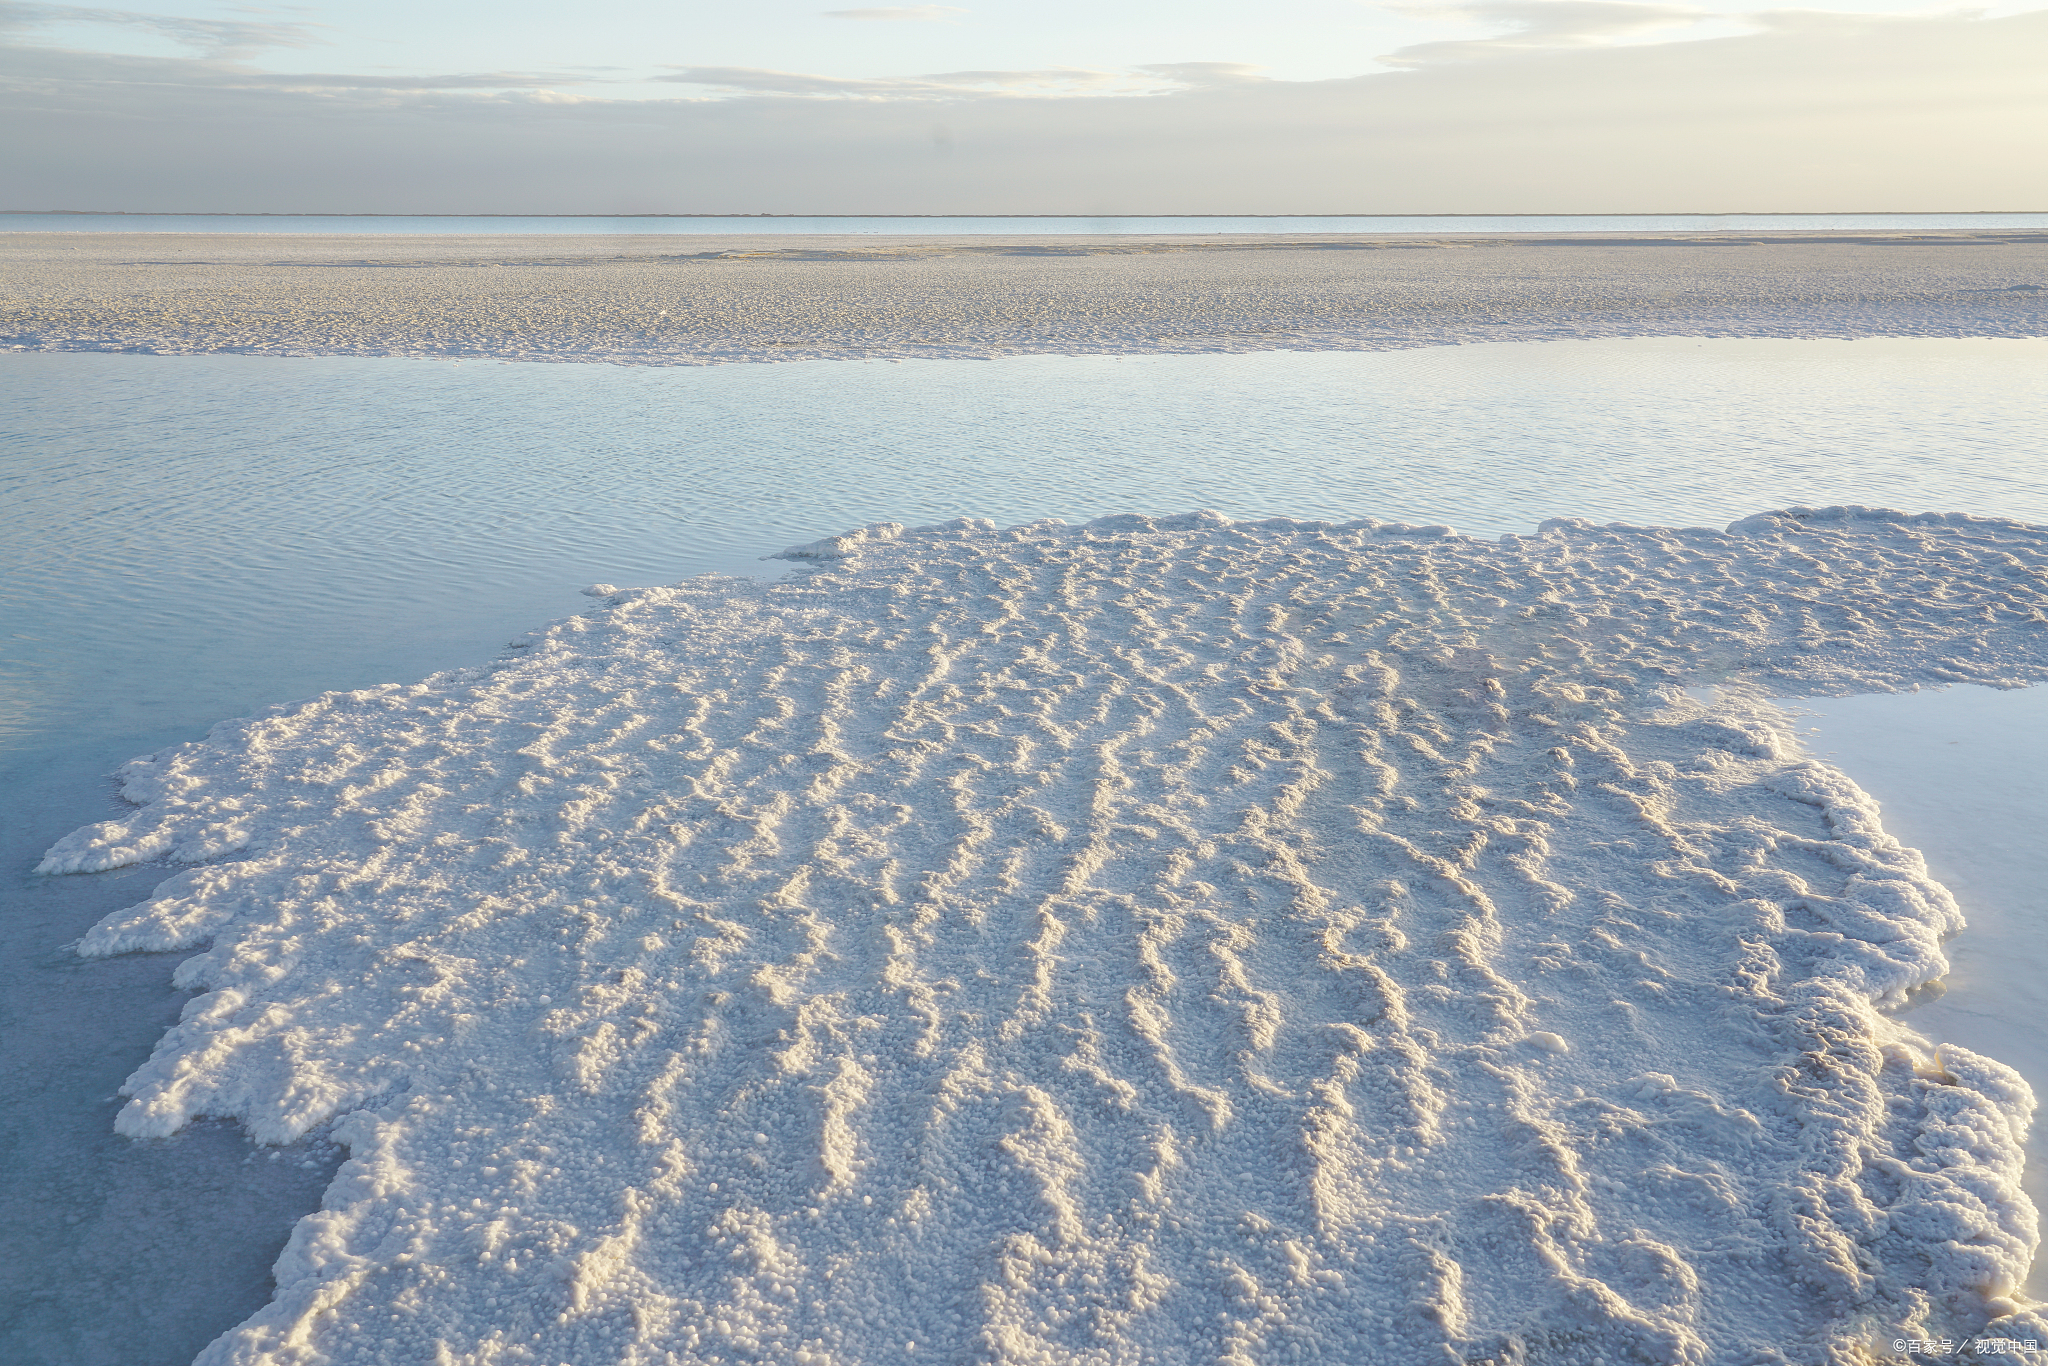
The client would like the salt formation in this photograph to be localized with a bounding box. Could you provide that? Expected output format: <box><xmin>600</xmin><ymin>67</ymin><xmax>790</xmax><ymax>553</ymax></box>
<box><xmin>6</xmin><ymin>230</ymin><xmax>2044</xmax><ymax>367</ymax></box>
<box><xmin>44</xmin><ymin>507</ymin><xmax>2048</xmax><ymax>1364</ymax></box>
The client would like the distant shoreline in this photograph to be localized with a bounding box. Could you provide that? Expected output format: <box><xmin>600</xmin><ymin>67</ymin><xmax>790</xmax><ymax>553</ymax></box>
<box><xmin>6</xmin><ymin>230</ymin><xmax>2044</xmax><ymax>367</ymax></box>
<box><xmin>11</xmin><ymin>210</ymin><xmax>2047</xmax><ymax>218</ymax></box>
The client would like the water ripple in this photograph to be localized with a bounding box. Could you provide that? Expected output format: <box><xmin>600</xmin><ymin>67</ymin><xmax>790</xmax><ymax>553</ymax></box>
<box><xmin>3</xmin><ymin>337</ymin><xmax>2045</xmax><ymax>764</ymax></box>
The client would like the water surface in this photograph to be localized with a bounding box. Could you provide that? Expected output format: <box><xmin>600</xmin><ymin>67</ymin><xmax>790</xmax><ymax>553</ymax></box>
<box><xmin>6</xmin><ymin>337</ymin><xmax>2046</xmax><ymax>768</ymax></box>
<box><xmin>8</xmin><ymin>212</ymin><xmax>2048</xmax><ymax>235</ymax></box>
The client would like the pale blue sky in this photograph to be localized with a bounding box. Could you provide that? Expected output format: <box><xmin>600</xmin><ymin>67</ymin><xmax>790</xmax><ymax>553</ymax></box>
<box><xmin>10</xmin><ymin>0</ymin><xmax>2043</xmax><ymax>96</ymax></box>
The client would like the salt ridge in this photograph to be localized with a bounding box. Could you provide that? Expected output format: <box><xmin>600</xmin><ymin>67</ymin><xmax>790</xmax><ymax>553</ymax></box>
<box><xmin>43</xmin><ymin>506</ymin><xmax>2048</xmax><ymax>1364</ymax></box>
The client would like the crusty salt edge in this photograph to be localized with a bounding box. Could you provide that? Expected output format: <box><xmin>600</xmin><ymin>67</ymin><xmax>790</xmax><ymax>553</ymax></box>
<box><xmin>767</xmin><ymin>510</ymin><xmax>1460</xmax><ymax>562</ymax></box>
<box><xmin>43</xmin><ymin>505</ymin><xmax>2048</xmax><ymax>1364</ymax></box>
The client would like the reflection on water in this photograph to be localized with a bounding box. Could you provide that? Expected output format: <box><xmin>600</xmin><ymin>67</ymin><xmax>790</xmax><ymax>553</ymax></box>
<box><xmin>4</xmin><ymin>337</ymin><xmax>2046</xmax><ymax>768</ymax></box>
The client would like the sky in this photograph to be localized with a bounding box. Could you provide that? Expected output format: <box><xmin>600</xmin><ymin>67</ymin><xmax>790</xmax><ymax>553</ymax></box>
<box><xmin>1</xmin><ymin>0</ymin><xmax>2045</xmax><ymax>212</ymax></box>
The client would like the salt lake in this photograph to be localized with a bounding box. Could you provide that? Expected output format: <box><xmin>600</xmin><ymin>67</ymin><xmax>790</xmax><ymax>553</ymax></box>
<box><xmin>12</xmin><ymin>212</ymin><xmax>2048</xmax><ymax>235</ymax></box>
<box><xmin>4</xmin><ymin>336</ymin><xmax>2046</xmax><ymax>1363</ymax></box>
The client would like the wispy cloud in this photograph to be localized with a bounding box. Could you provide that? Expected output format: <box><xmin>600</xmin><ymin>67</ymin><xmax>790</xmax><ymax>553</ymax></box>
<box><xmin>1379</xmin><ymin>0</ymin><xmax>1709</xmax><ymax>67</ymax></box>
<box><xmin>245</xmin><ymin>69</ymin><xmax>589</xmax><ymax>91</ymax></box>
<box><xmin>1133</xmin><ymin>61</ymin><xmax>1266</xmax><ymax>87</ymax></box>
<box><xmin>0</xmin><ymin>0</ymin><xmax>323</xmax><ymax>57</ymax></box>
<box><xmin>821</xmin><ymin>5</ymin><xmax>966</xmax><ymax>20</ymax></box>
<box><xmin>655</xmin><ymin>63</ymin><xmax>1217</xmax><ymax>99</ymax></box>
<box><xmin>0</xmin><ymin>40</ymin><xmax>596</xmax><ymax>92</ymax></box>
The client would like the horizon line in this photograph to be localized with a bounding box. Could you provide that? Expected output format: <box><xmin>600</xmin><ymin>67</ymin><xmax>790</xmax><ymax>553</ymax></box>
<box><xmin>6</xmin><ymin>209</ymin><xmax>2044</xmax><ymax>219</ymax></box>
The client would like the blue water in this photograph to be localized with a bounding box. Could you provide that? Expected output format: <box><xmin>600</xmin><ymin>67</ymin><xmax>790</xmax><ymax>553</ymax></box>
<box><xmin>8</xmin><ymin>212</ymin><xmax>2048</xmax><ymax>236</ymax></box>
<box><xmin>6</xmin><ymin>337</ymin><xmax>2047</xmax><ymax>771</ymax></box>
<box><xmin>3</xmin><ymin>336</ymin><xmax>2047</xmax><ymax>1364</ymax></box>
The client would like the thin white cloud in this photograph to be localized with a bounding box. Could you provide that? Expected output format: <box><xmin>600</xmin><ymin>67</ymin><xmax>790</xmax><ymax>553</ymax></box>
<box><xmin>1742</xmin><ymin>5</ymin><xmax>1952</xmax><ymax>35</ymax></box>
<box><xmin>0</xmin><ymin>41</ymin><xmax>595</xmax><ymax>91</ymax></box>
<box><xmin>655</xmin><ymin>63</ymin><xmax>1204</xmax><ymax>98</ymax></box>
<box><xmin>1379</xmin><ymin>0</ymin><xmax>1710</xmax><ymax>66</ymax></box>
<box><xmin>1133</xmin><ymin>60</ymin><xmax>1267</xmax><ymax>86</ymax></box>
<box><xmin>251</xmin><ymin>69</ymin><xmax>587</xmax><ymax>91</ymax></box>
<box><xmin>821</xmin><ymin>5</ymin><xmax>966</xmax><ymax>19</ymax></box>
<box><xmin>0</xmin><ymin>0</ymin><xmax>322</xmax><ymax>56</ymax></box>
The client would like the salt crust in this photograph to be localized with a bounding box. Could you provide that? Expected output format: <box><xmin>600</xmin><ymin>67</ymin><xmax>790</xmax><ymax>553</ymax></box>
<box><xmin>43</xmin><ymin>505</ymin><xmax>2048</xmax><ymax>1364</ymax></box>
<box><xmin>4</xmin><ymin>231</ymin><xmax>2044</xmax><ymax>365</ymax></box>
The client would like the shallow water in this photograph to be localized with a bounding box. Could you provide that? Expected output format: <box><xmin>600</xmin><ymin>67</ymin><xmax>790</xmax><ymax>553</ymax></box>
<box><xmin>8</xmin><ymin>212</ymin><xmax>2048</xmax><ymax>235</ymax></box>
<box><xmin>6</xmin><ymin>338</ymin><xmax>2045</xmax><ymax>768</ymax></box>
<box><xmin>4</xmin><ymin>336</ymin><xmax>2047</xmax><ymax>1362</ymax></box>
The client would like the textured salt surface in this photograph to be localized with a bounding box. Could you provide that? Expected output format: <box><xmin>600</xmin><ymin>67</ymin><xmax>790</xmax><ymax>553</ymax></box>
<box><xmin>1789</xmin><ymin>685</ymin><xmax>2048</xmax><ymax>1302</ymax></box>
<box><xmin>43</xmin><ymin>506</ymin><xmax>2046</xmax><ymax>1364</ymax></box>
<box><xmin>5</xmin><ymin>232</ymin><xmax>2045</xmax><ymax>366</ymax></box>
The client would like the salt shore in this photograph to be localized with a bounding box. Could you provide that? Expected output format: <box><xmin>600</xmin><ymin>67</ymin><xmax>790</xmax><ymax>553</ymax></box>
<box><xmin>42</xmin><ymin>506</ymin><xmax>2047</xmax><ymax>1365</ymax></box>
<box><xmin>4</xmin><ymin>231</ymin><xmax>2045</xmax><ymax>365</ymax></box>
